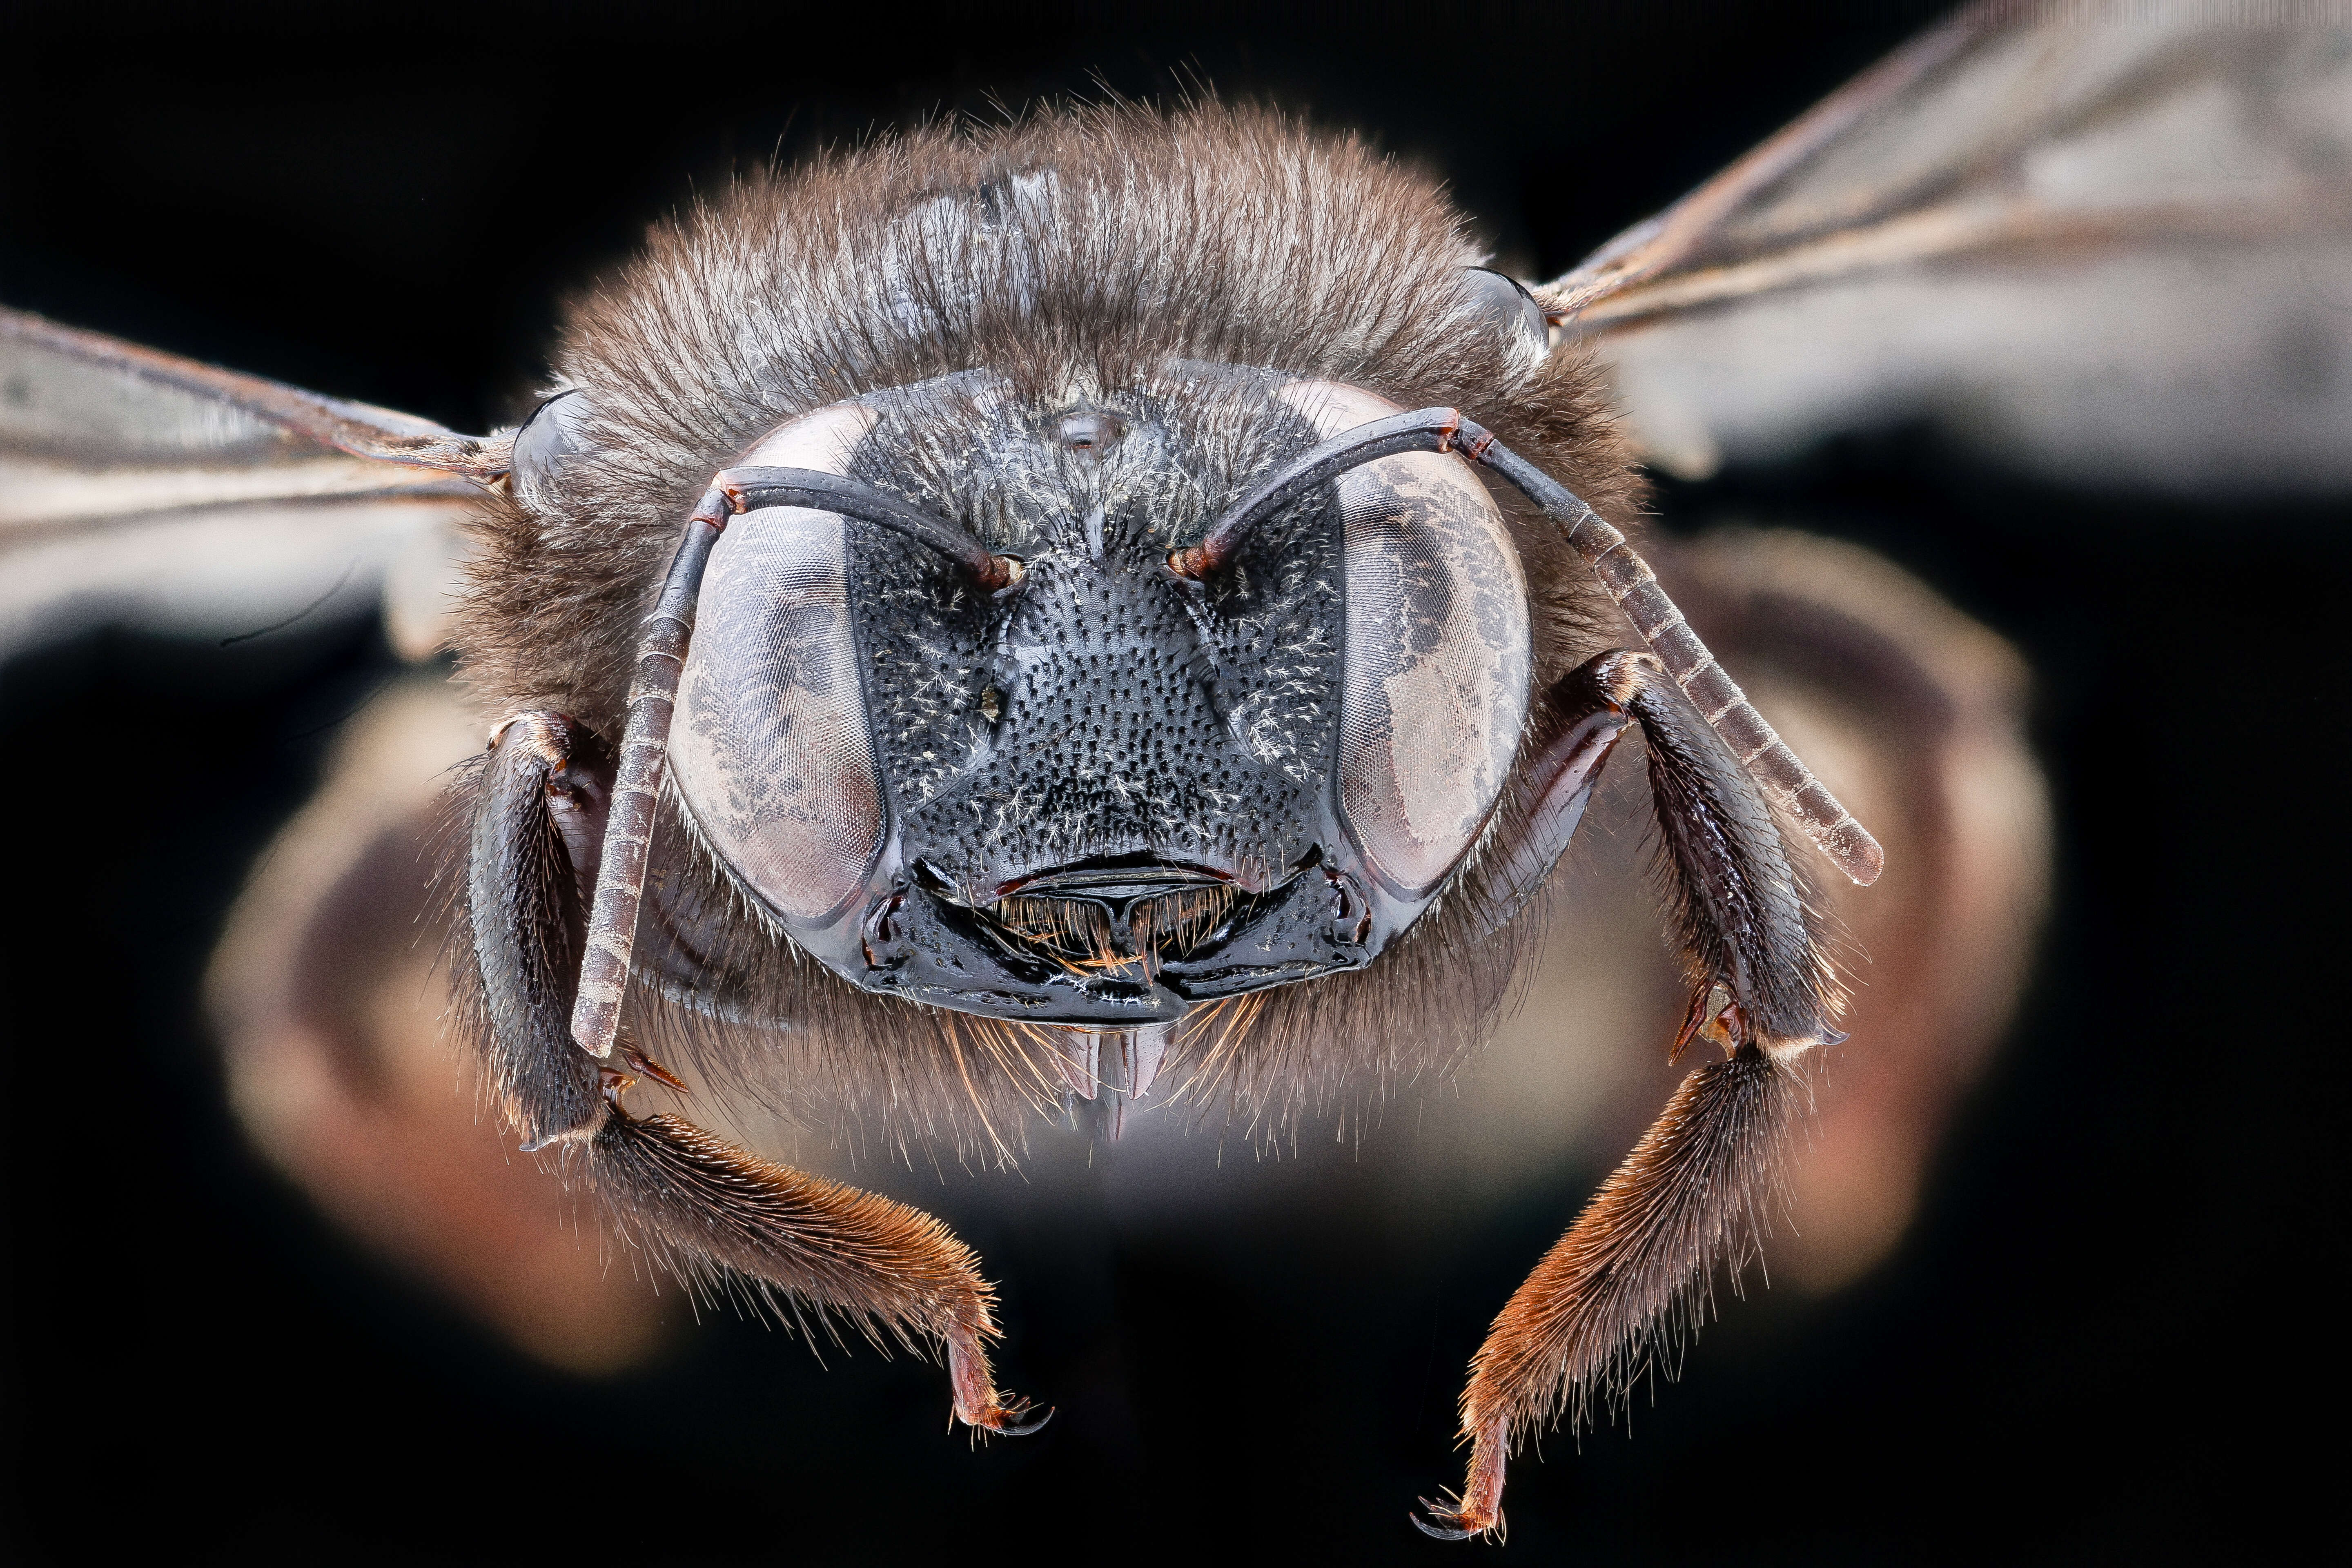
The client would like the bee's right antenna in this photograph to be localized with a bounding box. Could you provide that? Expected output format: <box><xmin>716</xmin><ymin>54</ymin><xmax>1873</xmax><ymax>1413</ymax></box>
<box><xmin>568</xmin><ymin>468</ymin><xmax>1022</xmax><ymax>1062</ymax></box>
<box><xmin>722</xmin><ymin>467</ymin><xmax>1026</xmax><ymax>592</ymax></box>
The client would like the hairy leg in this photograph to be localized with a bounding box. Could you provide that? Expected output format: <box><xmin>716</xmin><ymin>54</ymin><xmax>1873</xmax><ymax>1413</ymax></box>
<box><xmin>459</xmin><ymin>712</ymin><xmax>1044</xmax><ymax>1433</ymax></box>
<box><xmin>1417</xmin><ymin>651</ymin><xmax>1840</xmax><ymax>1539</ymax></box>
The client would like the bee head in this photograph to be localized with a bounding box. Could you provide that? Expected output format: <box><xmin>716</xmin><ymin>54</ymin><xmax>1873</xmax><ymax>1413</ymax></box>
<box><xmin>663</xmin><ymin>364</ymin><xmax>1529</xmax><ymax>1024</ymax></box>
<box><xmin>470</xmin><ymin>104</ymin><xmax>1634</xmax><ymax>1044</ymax></box>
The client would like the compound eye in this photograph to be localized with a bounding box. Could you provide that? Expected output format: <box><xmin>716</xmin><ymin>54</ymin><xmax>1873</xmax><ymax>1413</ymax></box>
<box><xmin>1461</xmin><ymin>267</ymin><xmax>1552</xmax><ymax>363</ymax></box>
<box><xmin>669</xmin><ymin>401</ymin><xmax>887</xmax><ymax>925</ymax></box>
<box><xmin>509</xmin><ymin>388</ymin><xmax>594</xmax><ymax>503</ymax></box>
<box><xmin>1281</xmin><ymin>381</ymin><xmax>1533</xmax><ymax>899</ymax></box>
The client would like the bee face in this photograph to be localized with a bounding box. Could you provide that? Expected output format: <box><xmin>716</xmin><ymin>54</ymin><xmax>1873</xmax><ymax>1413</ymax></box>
<box><xmin>467</xmin><ymin>104</ymin><xmax>1638</xmax><ymax>1065</ymax></box>
<box><xmin>663</xmin><ymin>366</ymin><xmax>1532</xmax><ymax>1025</ymax></box>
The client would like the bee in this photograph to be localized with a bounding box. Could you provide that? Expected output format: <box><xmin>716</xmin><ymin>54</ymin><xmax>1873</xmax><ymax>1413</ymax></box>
<box><xmin>4</xmin><ymin>0</ymin><xmax>2342</xmax><ymax>1541</ymax></box>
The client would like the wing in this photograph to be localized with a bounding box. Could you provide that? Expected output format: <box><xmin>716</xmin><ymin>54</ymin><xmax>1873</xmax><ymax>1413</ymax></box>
<box><xmin>1544</xmin><ymin>0</ymin><xmax>2352</xmax><ymax>492</ymax></box>
<box><xmin>1</xmin><ymin>307</ymin><xmax>510</xmax><ymax>658</ymax></box>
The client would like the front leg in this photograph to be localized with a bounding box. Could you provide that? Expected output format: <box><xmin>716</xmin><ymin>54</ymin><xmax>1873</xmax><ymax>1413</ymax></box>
<box><xmin>457</xmin><ymin>712</ymin><xmax>1046</xmax><ymax>1434</ymax></box>
<box><xmin>1417</xmin><ymin>652</ymin><xmax>1842</xmax><ymax>1540</ymax></box>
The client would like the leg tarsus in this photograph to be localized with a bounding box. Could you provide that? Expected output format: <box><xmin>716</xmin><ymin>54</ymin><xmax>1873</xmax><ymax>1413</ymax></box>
<box><xmin>589</xmin><ymin>1110</ymin><xmax>1045</xmax><ymax>1429</ymax></box>
<box><xmin>462</xmin><ymin>714</ymin><xmax>1043</xmax><ymax>1433</ymax></box>
<box><xmin>972</xmin><ymin>1401</ymin><xmax>1055</xmax><ymax>1438</ymax></box>
<box><xmin>1412</xmin><ymin>1417</ymin><xmax>1506</xmax><ymax>1541</ymax></box>
<box><xmin>1410</xmin><ymin>1507</ymin><xmax>1476</xmax><ymax>1542</ymax></box>
<box><xmin>947</xmin><ymin>1327</ymin><xmax>1049</xmax><ymax>1435</ymax></box>
<box><xmin>1422</xmin><ymin>645</ymin><xmax>1845</xmax><ymax>1531</ymax></box>
<box><xmin>619</xmin><ymin>1042</ymin><xmax>691</xmax><ymax>1095</ymax></box>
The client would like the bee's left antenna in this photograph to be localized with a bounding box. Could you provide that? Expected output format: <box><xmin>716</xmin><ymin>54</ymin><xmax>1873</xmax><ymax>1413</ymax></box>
<box><xmin>1165</xmin><ymin>399</ymin><xmax>1880</xmax><ymax>887</ymax></box>
<box><xmin>1452</xmin><ymin>416</ymin><xmax>1883</xmax><ymax>887</ymax></box>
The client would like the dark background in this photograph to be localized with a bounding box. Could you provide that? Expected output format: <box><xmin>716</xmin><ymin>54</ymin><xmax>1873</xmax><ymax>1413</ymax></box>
<box><xmin>2</xmin><ymin>2</ymin><xmax>2342</xmax><ymax>1563</ymax></box>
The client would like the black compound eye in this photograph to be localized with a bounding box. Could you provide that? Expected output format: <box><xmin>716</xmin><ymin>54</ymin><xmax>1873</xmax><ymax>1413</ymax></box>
<box><xmin>1461</xmin><ymin>267</ymin><xmax>1551</xmax><ymax>362</ymax></box>
<box><xmin>508</xmin><ymin>388</ymin><xmax>594</xmax><ymax>502</ymax></box>
<box><xmin>669</xmin><ymin>400</ymin><xmax>889</xmax><ymax>926</ymax></box>
<box><xmin>1279</xmin><ymin>380</ymin><xmax>1534</xmax><ymax>899</ymax></box>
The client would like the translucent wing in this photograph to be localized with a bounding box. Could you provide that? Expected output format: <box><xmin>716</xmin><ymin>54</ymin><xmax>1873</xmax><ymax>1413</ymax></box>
<box><xmin>1546</xmin><ymin>0</ymin><xmax>2352</xmax><ymax>492</ymax></box>
<box><xmin>0</xmin><ymin>307</ymin><xmax>507</xmax><ymax>657</ymax></box>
